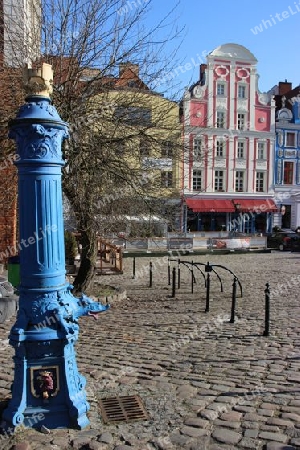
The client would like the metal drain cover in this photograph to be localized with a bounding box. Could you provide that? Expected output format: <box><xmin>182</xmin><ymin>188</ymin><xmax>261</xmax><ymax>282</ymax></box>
<box><xmin>98</xmin><ymin>395</ymin><xmax>149</xmax><ymax>424</ymax></box>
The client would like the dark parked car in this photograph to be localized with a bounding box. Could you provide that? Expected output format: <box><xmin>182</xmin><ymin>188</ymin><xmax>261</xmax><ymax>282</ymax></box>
<box><xmin>267</xmin><ymin>231</ymin><xmax>300</xmax><ymax>251</ymax></box>
<box><xmin>291</xmin><ymin>237</ymin><xmax>300</xmax><ymax>252</ymax></box>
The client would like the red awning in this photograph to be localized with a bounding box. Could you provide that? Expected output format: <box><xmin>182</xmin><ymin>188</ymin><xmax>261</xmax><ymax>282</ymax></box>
<box><xmin>186</xmin><ymin>199</ymin><xmax>235</xmax><ymax>213</ymax></box>
<box><xmin>232</xmin><ymin>199</ymin><xmax>278</xmax><ymax>213</ymax></box>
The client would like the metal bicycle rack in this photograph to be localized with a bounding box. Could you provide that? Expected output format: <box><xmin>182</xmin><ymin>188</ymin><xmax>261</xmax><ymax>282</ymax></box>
<box><xmin>168</xmin><ymin>257</ymin><xmax>243</xmax><ymax>322</ymax></box>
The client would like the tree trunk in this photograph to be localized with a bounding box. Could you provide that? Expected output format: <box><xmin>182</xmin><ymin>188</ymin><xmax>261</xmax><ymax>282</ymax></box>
<box><xmin>73</xmin><ymin>227</ymin><xmax>97</xmax><ymax>294</ymax></box>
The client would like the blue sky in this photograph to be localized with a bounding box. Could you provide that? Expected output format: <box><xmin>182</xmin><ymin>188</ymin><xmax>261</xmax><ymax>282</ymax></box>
<box><xmin>150</xmin><ymin>0</ymin><xmax>300</xmax><ymax>95</ymax></box>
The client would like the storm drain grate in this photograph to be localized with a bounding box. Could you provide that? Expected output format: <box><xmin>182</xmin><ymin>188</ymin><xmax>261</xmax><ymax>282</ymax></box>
<box><xmin>98</xmin><ymin>395</ymin><xmax>149</xmax><ymax>424</ymax></box>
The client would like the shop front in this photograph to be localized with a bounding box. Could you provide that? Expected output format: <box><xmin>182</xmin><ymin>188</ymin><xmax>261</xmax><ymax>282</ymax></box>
<box><xmin>185</xmin><ymin>198</ymin><xmax>278</xmax><ymax>233</ymax></box>
<box><xmin>186</xmin><ymin>199</ymin><xmax>235</xmax><ymax>232</ymax></box>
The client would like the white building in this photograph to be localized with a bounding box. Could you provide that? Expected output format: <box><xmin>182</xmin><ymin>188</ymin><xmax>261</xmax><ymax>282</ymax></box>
<box><xmin>181</xmin><ymin>43</ymin><xmax>277</xmax><ymax>233</ymax></box>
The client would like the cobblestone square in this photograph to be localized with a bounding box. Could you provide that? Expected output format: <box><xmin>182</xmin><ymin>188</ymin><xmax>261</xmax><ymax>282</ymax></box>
<box><xmin>1</xmin><ymin>252</ymin><xmax>300</xmax><ymax>449</ymax></box>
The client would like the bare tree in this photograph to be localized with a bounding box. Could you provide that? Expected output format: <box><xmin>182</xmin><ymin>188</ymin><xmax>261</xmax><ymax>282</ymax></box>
<box><xmin>41</xmin><ymin>0</ymin><xmax>185</xmax><ymax>292</ymax></box>
<box><xmin>1</xmin><ymin>0</ymin><xmax>185</xmax><ymax>292</ymax></box>
<box><xmin>62</xmin><ymin>70</ymin><xmax>183</xmax><ymax>290</ymax></box>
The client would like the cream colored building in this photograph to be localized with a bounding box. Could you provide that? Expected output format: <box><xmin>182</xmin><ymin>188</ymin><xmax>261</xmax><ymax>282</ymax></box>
<box><xmin>86</xmin><ymin>63</ymin><xmax>182</xmax><ymax>234</ymax></box>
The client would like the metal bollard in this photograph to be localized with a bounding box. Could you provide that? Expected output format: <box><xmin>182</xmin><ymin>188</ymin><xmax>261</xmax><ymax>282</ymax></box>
<box><xmin>191</xmin><ymin>260</ymin><xmax>194</xmax><ymax>294</ymax></box>
<box><xmin>171</xmin><ymin>266</ymin><xmax>176</xmax><ymax>298</ymax></box>
<box><xmin>178</xmin><ymin>259</ymin><xmax>181</xmax><ymax>289</ymax></box>
<box><xmin>205</xmin><ymin>272</ymin><xmax>210</xmax><ymax>312</ymax></box>
<box><xmin>230</xmin><ymin>276</ymin><xmax>237</xmax><ymax>323</ymax></box>
<box><xmin>205</xmin><ymin>262</ymin><xmax>212</xmax><ymax>313</ymax></box>
<box><xmin>132</xmin><ymin>256</ymin><xmax>136</xmax><ymax>279</ymax></box>
<box><xmin>149</xmin><ymin>261</ymin><xmax>153</xmax><ymax>288</ymax></box>
<box><xmin>263</xmin><ymin>282</ymin><xmax>270</xmax><ymax>336</ymax></box>
<box><xmin>168</xmin><ymin>258</ymin><xmax>171</xmax><ymax>286</ymax></box>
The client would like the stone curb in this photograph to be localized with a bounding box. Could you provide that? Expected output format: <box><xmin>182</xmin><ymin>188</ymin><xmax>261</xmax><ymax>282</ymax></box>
<box><xmin>92</xmin><ymin>285</ymin><xmax>127</xmax><ymax>305</ymax></box>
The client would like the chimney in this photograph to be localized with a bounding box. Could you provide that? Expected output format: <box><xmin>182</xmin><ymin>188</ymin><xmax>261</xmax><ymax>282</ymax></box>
<box><xmin>200</xmin><ymin>64</ymin><xmax>207</xmax><ymax>78</ymax></box>
<box><xmin>278</xmin><ymin>80</ymin><xmax>292</xmax><ymax>95</ymax></box>
<box><xmin>119</xmin><ymin>62</ymin><xmax>139</xmax><ymax>77</ymax></box>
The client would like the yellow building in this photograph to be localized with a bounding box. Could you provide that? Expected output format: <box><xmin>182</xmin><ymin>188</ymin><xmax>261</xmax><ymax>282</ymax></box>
<box><xmin>86</xmin><ymin>63</ymin><xmax>182</xmax><ymax>235</ymax></box>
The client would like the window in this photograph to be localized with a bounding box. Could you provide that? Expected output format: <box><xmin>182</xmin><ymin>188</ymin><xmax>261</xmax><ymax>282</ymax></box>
<box><xmin>161</xmin><ymin>171</ymin><xmax>173</xmax><ymax>188</ymax></box>
<box><xmin>237</xmin><ymin>141</ymin><xmax>245</xmax><ymax>159</ymax></box>
<box><xmin>216</xmin><ymin>140</ymin><xmax>225</xmax><ymax>157</ymax></box>
<box><xmin>140</xmin><ymin>140</ymin><xmax>149</xmax><ymax>157</ymax></box>
<box><xmin>284</xmin><ymin>162</ymin><xmax>294</xmax><ymax>184</ymax></box>
<box><xmin>238</xmin><ymin>85</ymin><xmax>246</xmax><ymax>99</ymax></box>
<box><xmin>237</xmin><ymin>113</ymin><xmax>246</xmax><ymax>130</ymax></box>
<box><xmin>286</xmin><ymin>132</ymin><xmax>296</xmax><ymax>147</ymax></box>
<box><xmin>115</xmin><ymin>106</ymin><xmax>152</xmax><ymax>125</ymax></box>
<box><xmin>193</xmin><ymin>137</ymin><xmax>202</xmax><ymax>160</ymax></box>
<box><xmin>161</xmin><ymin>141</ymin><xmax>173</xmax><ymax>158</ymax></box>
<box><xmin>214</xmin><ymin>170</ymin><xmax>224</xmax><ymax>191</ymax></box>
<box><xmin>235</xmin><ymin>171</ymin><xmax>245</xmax><ymax>191</ymax></box>
<box><xmin>193</xmin><ymin>170</ymin><xmax>202</xmax><ymax>191</ymax></box>
<box><xmin>256</xmin><ymin>172</ymin><xmax>265</xmax><ymax>192</ymax></box>
<box><xmin>217</xmin><ymin>111</ymin><xmax>225</xmax><ymax>128</ymax></box>
<box><xmin>217</xmin><ymin>83</ymin><xmax>225</xmax><ymax>96</ymax></box>
<box><xmin>257</xmin><ymin>142</ymin><xmax>265</xmax><ymax>160</ymax></box>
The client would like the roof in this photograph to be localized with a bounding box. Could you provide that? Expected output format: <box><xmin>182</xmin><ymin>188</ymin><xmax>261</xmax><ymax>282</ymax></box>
<box><xmin>209</xmin><ymin>43</ymin><xmax>257</xmax><ymax>63</ymax></box>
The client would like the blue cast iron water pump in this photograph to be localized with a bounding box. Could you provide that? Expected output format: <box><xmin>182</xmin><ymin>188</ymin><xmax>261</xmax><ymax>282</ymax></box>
<box><xmin>1</xmin><ymin>64</ymin><xmax>109</xmax><ymax>430</ymax></box>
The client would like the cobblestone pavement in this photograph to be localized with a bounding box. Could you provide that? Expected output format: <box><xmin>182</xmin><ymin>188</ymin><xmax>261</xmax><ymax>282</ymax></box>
<box><xmin>1</xmin><ymin>251</ymin><xmax>300</xmax><ymax>449</ymax></box>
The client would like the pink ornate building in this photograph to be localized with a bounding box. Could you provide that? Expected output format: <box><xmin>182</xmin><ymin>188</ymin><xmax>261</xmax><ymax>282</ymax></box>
<box><xmin>181</xmin><ymin>43</ymin><xmax>277</xmax><ymax>233</ymax></box>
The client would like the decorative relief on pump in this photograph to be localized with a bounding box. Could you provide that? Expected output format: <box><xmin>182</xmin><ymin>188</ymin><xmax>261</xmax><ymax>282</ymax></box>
<box><xmin>31</xmin><ymin>366</ymin><xmax>59</xmax><ymax>400</ymax></box>
<box><xmin>11</xmin><ymin>286</ymin><xmax>109</xmax><ymax>340</ymax></box>
<box><xmin>18</xmin><ymin>102</ymin><xmax>58</xmax><ymax>118</ymax></box>
<box><xmin>9</xmin><ymin>126</ymin><xmax>67</xmax><ymax>162</ymax></box>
